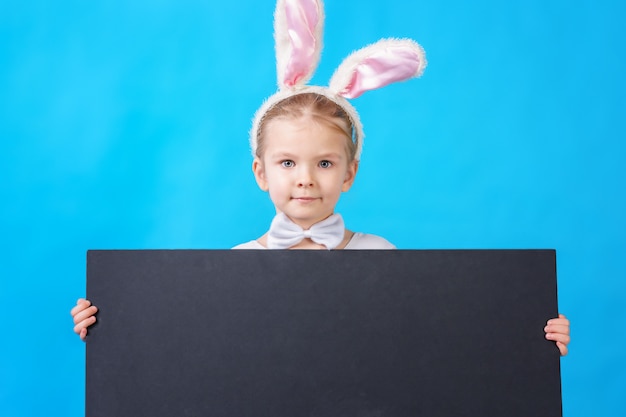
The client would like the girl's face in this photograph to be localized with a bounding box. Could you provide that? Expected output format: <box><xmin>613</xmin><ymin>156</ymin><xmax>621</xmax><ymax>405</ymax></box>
<box><xmin>253</xmin><ymin>116</ymin><xmax>358</xmax><ymax>230</ymax></box>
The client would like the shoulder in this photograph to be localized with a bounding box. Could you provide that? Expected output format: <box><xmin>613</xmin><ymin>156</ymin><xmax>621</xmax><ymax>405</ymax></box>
<box><xmin>231</xmin><ymin>240</ymin><xmax>266</xmax><ymax>250</ymax></box>
<box><xmin>344</xmin><ymin>233</ymin><xmax>396</xmax><ymax>250</ymax></box>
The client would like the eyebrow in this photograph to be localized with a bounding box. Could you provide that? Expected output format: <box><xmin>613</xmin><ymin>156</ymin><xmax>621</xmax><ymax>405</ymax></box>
<box><xmin>317</xmin><ymin>152</ymin><xmax>344</xmax><ymax>159</ymax></box>
<box><xmin>267</xmin><ymin>152</ymin><xmax>296</xmax><ymax>161</ymax></box>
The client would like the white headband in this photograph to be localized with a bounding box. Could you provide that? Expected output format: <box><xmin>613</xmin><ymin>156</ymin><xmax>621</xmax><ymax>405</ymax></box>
<box><xmin>250</xmin><ymin>0</ymin><xmax>427</xmax><ymax>160</ymax></box>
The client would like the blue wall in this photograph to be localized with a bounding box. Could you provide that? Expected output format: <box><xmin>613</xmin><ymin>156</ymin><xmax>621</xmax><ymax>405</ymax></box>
<box><xmin>1</xmin><ymin>0</ymin><xmax>624</xmax><ymax>415</ymax></box>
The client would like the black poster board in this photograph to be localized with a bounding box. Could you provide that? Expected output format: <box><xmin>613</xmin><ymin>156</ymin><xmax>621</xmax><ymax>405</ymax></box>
<box><xmin>86</xmin><ymin>250</ymin><xmax>562</xmax><ymax>417</ymax></box>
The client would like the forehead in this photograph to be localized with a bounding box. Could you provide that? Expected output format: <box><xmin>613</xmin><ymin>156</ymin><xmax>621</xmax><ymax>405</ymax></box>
<box><xmin>265</xmin><ymin>112</ymin><xmax>350</xmax><ymax>133</ymax></box>
<box><xmin>263</xmin><ymin>116</ymin><xmax>351</xmax><ymax>156</ymax></box>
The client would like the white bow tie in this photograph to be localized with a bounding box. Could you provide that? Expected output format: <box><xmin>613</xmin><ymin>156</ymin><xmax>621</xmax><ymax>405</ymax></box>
<box><xmin>267</xmin><ymin>213</ymin><xmax>345</xmax><ymax>250</ymax></box>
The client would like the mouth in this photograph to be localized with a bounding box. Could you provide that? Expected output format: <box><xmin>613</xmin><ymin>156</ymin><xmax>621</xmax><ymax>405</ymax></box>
<box><xmin>292</xmin><ymin>196</ymin><xmax>318</xmax><ymax>202</ymax></box>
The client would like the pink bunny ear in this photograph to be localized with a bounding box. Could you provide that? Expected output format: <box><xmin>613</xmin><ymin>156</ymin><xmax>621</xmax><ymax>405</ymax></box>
<box><xmin>274</xmin><ymin>0</ymin><xmax>324</xmax><ymax>89</ymax></box>
<box><xmin>329</xmin><ymin>39</ymin><xmax>427</xmax><ymax>99</ymax></box>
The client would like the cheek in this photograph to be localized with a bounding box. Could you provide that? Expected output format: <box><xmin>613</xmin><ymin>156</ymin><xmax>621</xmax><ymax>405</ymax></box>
<box><xmin>325</xmin><ymin>172</ymin><xmax>348</xmax><ymax>194</ymax></box>
<box><xmin>265</xmin><ymin>169</ymin><xmax>290</xmax><ymax>192</ymax></box>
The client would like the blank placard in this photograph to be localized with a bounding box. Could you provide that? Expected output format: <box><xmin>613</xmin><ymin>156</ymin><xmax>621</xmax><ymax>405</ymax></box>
<box><xmin>86</xmin><ymin>249</ymin><xmax>562</xmax><ymax>417</ymax></box>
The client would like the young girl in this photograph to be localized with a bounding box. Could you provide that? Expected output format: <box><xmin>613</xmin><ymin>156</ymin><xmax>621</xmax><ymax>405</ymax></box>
<box><xmin>72</xmin><ymin>0</ymin><xmax>571</xmax><ymax>355</ymax></box>
<box><xmin>234</xmin><ymin>92</ymin><xmax>395</xmax><ymax>250</ymax></box>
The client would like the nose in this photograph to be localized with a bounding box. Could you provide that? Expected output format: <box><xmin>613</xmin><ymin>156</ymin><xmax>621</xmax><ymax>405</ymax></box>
<box><xmin>296</xmin><ymin>165</ymin><xmax>315</xmax><ymax>188</ymax></box>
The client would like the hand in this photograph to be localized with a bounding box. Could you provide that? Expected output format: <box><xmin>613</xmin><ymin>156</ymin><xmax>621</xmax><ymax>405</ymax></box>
<box><xmin>71</xmin><ymin>298</ymin><xmax>98</xmax><ymax>341</ymax></box>
<box><xmin>544</xmin><ymin>314</ymin><xmax>570</xmax><ymax>356</ymax></box>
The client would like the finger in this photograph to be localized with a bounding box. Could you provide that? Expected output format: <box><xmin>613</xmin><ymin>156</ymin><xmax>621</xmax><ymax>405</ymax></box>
<box><xmin>72</xmin><ymin>306</ymin><xmax>98</xmax><ymax>325</ymax></box>
<box><xmin>544</xmin><ymin>323</ymin><xmax>570</xmax><ymax>335</ymax></box>
<box><xmin>557</xmin><ymin>341</ymin><xmax>568</xmax><ymax>356</ymax></box>
<box><xmin>545</xmin><ymin>316</ymin><xmax>570</xmax><ymax>335</ymax></box>
<box><xmin>545</xmin><ymin>332</ymin><xmax>570</xmax><ymax>346</ymax></box>
<box><xmin>73</xmin><ymin>316</ymin><xmax>97</xmax><ymax>335</ymax></box>
<box><xmin>70</xmin><ymin>299</ymin><xmax>91</xmax><ymax>316</ymax></box>
<box><xmin>547</xmin><ymin>317</ymin><xmax>570</xmax><ymax>327</ymax></box>
<box><xmin>80</xmin><ymin>328</ymin><xmax>88</xmax><ymax>341</ymax></box>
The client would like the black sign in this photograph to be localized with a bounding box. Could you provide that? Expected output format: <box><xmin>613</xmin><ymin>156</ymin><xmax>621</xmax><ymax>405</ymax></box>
<box><xmin>86</xmin><ymin>249</ymin><xmax>562</xmax><ymax>417</ymax></box>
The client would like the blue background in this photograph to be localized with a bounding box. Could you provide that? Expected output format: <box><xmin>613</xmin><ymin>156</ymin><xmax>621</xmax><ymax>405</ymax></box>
<box><xmin>1</xmin><ymin>0</ymin><xmax>624</xmax><ymax>415</ymax></box>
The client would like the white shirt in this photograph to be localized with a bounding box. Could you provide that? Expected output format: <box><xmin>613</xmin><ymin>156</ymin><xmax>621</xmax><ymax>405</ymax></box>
<box><xmin>232</xmin><ymin>232</ymin><xmax>395</xmax><ymax>250</ymax></box>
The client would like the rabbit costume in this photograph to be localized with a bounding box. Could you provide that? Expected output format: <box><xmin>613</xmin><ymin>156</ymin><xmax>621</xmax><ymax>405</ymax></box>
<box><xmin>250</xmin><ymin>0</ymin><xmax>427</xmax><ymax>161</ymax></box>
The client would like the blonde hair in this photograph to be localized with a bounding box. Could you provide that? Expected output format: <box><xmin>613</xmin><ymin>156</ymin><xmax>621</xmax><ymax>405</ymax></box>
<box><xmin>256</xmin><ymin>93</ymin><xmax>357</xmax><ymax>161</ymax></box>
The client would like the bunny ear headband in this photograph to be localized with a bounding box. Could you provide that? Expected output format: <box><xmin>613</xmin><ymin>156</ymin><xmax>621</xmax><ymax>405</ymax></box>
<box><xmin>250</xmin><ymin>0</ymin><xmax>427</xmax><ymax>160</ymax></box>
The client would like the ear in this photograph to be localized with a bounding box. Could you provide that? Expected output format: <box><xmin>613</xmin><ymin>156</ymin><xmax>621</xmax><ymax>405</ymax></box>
<box><xmin>252</xmin><ymin>158</ymin><xmax>269</xmax><ymax>191</ymax></box>
<box><xmin>329</xmin><ymin>38</ymin><xmax>427</xmax><ymax>99</ymax></box>
<box><xmin>341</xmin><ymin>160</ymin><xmax>359</xmax><ymax>192</ymax></box>
<box><xmin>274</xmin><ymin>0</ymin><xmax>324</xmax><ymax>89</ymax></box>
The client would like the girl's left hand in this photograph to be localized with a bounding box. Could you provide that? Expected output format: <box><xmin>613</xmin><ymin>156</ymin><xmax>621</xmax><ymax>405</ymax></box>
<box><xmin>544</xmin><ymin>314</ymin><xmax>570</xmax><ymax>356</ymax></box>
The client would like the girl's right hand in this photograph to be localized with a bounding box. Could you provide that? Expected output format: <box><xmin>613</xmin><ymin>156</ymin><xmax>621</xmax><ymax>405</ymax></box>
<box><xmin>71</xmin><ymin>298</ymin><xmax>98</xmax><ymax>341</ymax></box>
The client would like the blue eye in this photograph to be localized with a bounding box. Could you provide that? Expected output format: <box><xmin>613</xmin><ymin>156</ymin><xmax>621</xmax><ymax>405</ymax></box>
<box><xmin>319</xmin><ymin>160</ymin><xmax>332</xmax><ymax>168</ymax></box>
<box><xmin>281</xmin><ymin>160</ymin><xmax>294</xmax><ymax>168</ymax></box>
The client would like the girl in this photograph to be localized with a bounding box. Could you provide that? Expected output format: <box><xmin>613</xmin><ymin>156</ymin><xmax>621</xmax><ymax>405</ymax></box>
<box><xmin>72</xmin><ymin>0</ymin><xmax>571</xmax><ymax>355</ymax></box>
<box><xmin>234</xmin><ymin>92</ymin><xmax>395</xmax><ymax>250</ymax></box>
